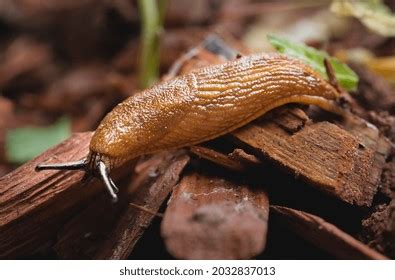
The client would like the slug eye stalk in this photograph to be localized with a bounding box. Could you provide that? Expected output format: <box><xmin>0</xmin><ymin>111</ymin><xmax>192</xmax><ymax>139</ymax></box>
<box><xmin>35</xmin><ymin>159</ymin><xmax>119</xmax><ymax>203</ymax></box>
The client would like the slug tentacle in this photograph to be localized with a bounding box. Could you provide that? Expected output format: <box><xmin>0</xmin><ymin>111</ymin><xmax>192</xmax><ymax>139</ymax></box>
<box><xmin>98</xmin><ymin>161</ymin><xmax>118</xmax><ymax>202</ymax></box>
<box><xmin>36</xmin><ymin>53</ymin><xmax>343</xmax><ymax>201</ymax></box>
<box><xmin>35</xmin><ymin>155</ymin><xmax>120</xmax><ymax>202</ymax></box>
<box><xmin>35</xmin><ymin>159</ymin><xmax>87</xmax><ymax>171</ymax></box>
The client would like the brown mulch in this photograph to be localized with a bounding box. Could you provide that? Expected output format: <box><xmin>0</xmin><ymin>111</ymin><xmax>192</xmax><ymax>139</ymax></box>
<box><xmin>0</xmin><ymin>0</ymin><xmax>394</xmax><ymax>260</ymax></box>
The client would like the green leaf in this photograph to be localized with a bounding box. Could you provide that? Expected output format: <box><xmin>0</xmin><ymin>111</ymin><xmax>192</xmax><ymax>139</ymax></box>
<box><xmin>331</xmin><ymin>0</ymin><xmax>395</xmax><ymax>37</ymax></box>
<box><xmin>267</xmin><ymin>34</ymin><xmax>359</xmax><ymax>91</ymax></box>
<box><xmin>5</xmin><ymin>117</ymin><xmax>71</xmax><ymax>164</ymax></box>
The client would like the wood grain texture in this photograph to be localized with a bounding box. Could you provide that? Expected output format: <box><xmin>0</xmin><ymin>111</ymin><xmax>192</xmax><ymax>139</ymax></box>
<box><xmin>161</xmin><ymin>173</ymin><xmax>269</xmax><ymax>259</ymax></box>
<box><xmin>0</xmin><ymin>132</ymin><xmax>136</xmax><ymax>258</ymax></box>
<box><xmin>54</xmin><ymin>151</ymin><xmax>189</xmax><ymax>259</ymax></box>
<box><xmin>232</xmin><ymin>108</ymin><xmax>391</xmax><ymax>206</ymax></box>
<box><xmin>271</xmin><ymin>205</ymin><xmax>388</xmax><ymax>260</ymax></box>
<box><xmin>0</xmin><ymin>132</ymin><xmax>94</xmax><ymax>258</ymax></box>
<box><xmin>94</xmin><ymin>152</ymin><xmax>189</xmax><ymax>259</ymax></box>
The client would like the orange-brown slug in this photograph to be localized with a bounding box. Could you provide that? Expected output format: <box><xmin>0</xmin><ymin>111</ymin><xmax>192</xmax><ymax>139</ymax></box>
<box><xmin>36</xmin><ymin>53</ymin><xmax>341</xmax><ymax>201</ymax></box>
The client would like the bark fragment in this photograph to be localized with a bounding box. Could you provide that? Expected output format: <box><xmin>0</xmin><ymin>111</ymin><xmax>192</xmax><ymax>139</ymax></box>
<box><xmin>271</xmin><ymin>205</ymin><xmax>387</xmax><ymax>260</ymax></box>
<box><xmin>232</xmin><ymin>108</ymin><xmax>391</xmax><ymax>206</ymax></box>
<box><xmin>0</xmin><ymin>132</ymin><xmax>95</xmax><ymax>258</ymax></box>
<box><xmin>161</xmin><ymin>173</ymin><xmax>269</xmax><ymax>259</ymax></box>
<box><xmin>93</xmin><ymin>152</ymin><xmax>189</xmax><ymax>259</ymax></box>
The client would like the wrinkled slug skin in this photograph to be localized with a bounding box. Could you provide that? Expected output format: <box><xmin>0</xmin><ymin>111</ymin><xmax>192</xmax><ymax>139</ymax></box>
<box><xmin>90</xmin><ymin>53</ymin><xmax>338</xmax><ymax>164</ymax></box>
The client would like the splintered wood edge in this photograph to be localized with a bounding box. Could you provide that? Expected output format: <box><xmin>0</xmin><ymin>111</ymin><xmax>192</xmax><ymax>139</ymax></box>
<box><xmin>0</xmin><ymin>132</ymin><xmax>100</xmax><ymax>257</ymax></box>
<box><xmin>232</xmin><ymin>110</ymin><xmax>391</xmax><ymax>207</ymax></box>
<box><xmin>190</xmin><ymin>145</ymin><xmax>245</xmax><ymax>171</ymax></box>
<box><xmin>190</xmin><ymin>145</ymin><xmax>262</xmax><ymax>172</ymax></box>
<box><xmin>0</xmin><ymin>132</ymin><xmax>135</xmax><ymax>258</ymax></box>
<box><xmin>271</xmin><ymin>205</ymin><xmax>388</xmax><ymax>260</ymax></box>
<box><xmin>0</xmin><ymin>132</ymin><xmax>93</xmax><ymax>226</ymax></box>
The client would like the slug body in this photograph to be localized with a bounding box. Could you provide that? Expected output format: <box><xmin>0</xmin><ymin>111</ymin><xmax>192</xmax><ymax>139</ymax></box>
<box><xmin>37</xmin><ymin>53</ymin><xmax>340</xmax><ymax>201</ymax></box>
<box><xmin>91</xmin><ymin>53</ymin><xmax>339</xmax><ymax>167</ymax></box>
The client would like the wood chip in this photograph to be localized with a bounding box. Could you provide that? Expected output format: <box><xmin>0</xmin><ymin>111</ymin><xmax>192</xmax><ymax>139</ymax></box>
<box><xmin>190</xmin><ymin>145</ymin><xmax>260</xmax><ymax>171</ymax></box>
<box><xmin>271</xmin><ymin>205</ymin><xmax>388</xmax><ymax>260</ymax></box>
<box><xmin>228</xmin><ymin>148</ymin><xmax>261</xmax><ymax>166</ymax></box>
<box><xmin>161</xmin><ymin>173</ymin><xmax>269</xmax><ymax>259</ymax></box>
<box><xmin>93</xmin><ymin>152</ymin><xmax>190</xmax><ymax>259</ymax></box>
<box><xmin>232</xmin><ymin>108</ymin><xmax>391</xmax><ymax>206</ymax></box>
<box><xmin>0</xmin><ymin>132</ymin><xmax>94</xmax><ymax>258</ymax></box>
<box><xmin>0</xmin><ymin>132</ymin><xmax>134</xmax><ymax>258</ymax></box>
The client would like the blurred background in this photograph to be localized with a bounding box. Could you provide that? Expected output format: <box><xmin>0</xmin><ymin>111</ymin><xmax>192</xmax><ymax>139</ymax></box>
<box><xmin>0</xmin><ymin>0</ymin><xmax>394</xmax><ymax>176</ymax></box>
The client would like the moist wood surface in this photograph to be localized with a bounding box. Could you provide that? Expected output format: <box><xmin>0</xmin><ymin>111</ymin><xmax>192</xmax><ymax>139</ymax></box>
<box><xmin>232</xmin><ymin>108</ymin><xmax>391</xmax><ymax>206</ymax></box>
<box><xmin>161</xmin><ymin>173</ymin><xmax>269</xmax><ymax>259</ymax></box>
<box><xmin>0</xmin><ymin>132</ymin><xmax>94</xmax><ymax>258</ymax></box>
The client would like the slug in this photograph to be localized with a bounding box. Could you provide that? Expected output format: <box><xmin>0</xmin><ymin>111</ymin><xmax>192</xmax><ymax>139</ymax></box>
<box><xmin>36</xmin><ymin>53</ymin><xmax>341</xmax><ymax>201</ymax></box>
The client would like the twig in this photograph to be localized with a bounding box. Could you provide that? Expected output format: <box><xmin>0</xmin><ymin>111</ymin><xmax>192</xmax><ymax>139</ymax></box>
<box><xmin>129</xmin><ymin>202</ymin><xmax>164</xmax><ymax>218</ymax></box>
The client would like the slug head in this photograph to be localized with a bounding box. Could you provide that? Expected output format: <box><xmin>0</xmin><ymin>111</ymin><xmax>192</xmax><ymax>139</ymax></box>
<box><xmin>35</xmin><ymin>152</ymin><xmax>119</xmax><ymax>202</ymax></box>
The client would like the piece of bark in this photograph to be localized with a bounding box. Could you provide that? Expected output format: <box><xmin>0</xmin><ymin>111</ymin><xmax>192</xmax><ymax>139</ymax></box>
<box><xmin>93</xmin><ymin>152</ymin><xmax>190</xmax><ymax>259</ymax></box>
<box><xmin>232</xmin><ymin>108</ymin><xmax>391</xmax><ymax>206</ymax></box>
<box><xmin>190</xmin><ymin>146</ymin><xmax>244</xmax><ymax>171</ymax></box>
<box><xmin>271</xmin><ymin>106</ymin><xmax>310</xmax><ymax>133</ymax></box>
<box><xmin>0</xmin><ymin>132</ymin><xmax>95</xmax><ymax>258</ymax></box>
<box><xmin>161</xmin><ymin>173</ymin><xmax>269</xmax><ymax>259</ymax></box>
<box><xmin>228</xmin><ymin>148</ymin><xmax>261</xmax><ymax>166</ymax></box>
<box><xmin>190</xmin><ymin>145</ymin><xmax>260</xmax><ymax>172</ymax></box>
<box><xmin>0</xmin><ymin>96</ymin><xmax>14</xmax><ymax>176</ymax></box>
<box><xmin>54</xmin><ymin>172</ymin><xmax>134</xmax><ymax>259</ymax></box>
<box><xmin>0</xmin><ymin>132</ymin><xmax>135</xmax><ymax>258</ymax></box>
<box><xmin>271</xmin><ymin>205</ymin><xmax>388</xmax><ymax>260</ymax></box>
<box><xmin>54</xmin><ymin>151</ymin><xmax>188</xmax><ymax>259</ymax></box>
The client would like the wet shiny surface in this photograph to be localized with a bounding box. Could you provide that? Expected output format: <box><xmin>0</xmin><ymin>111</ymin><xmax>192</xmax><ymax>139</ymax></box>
<box><xmin>90</xmin><ymin>53</ymin><xmax>339</xmax><ymax>166</ymax></box>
